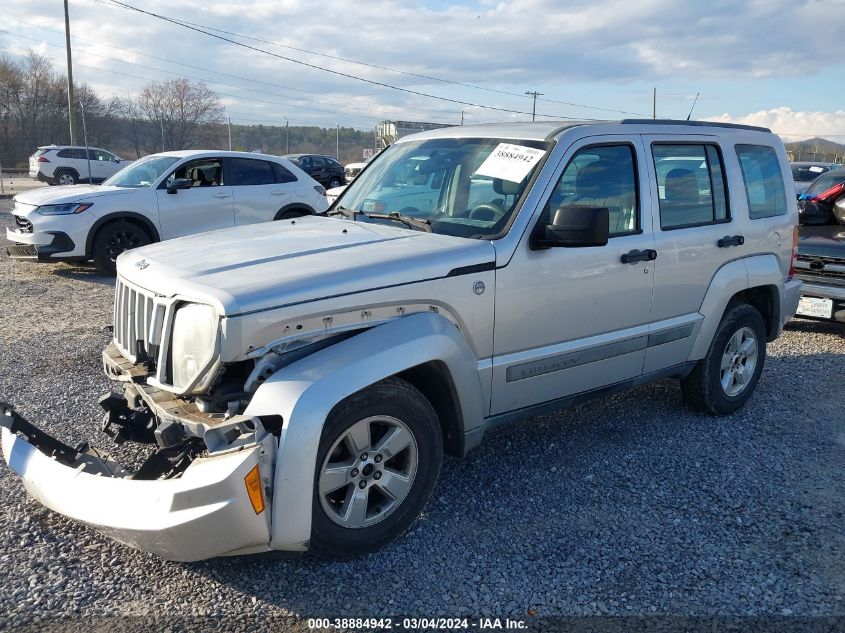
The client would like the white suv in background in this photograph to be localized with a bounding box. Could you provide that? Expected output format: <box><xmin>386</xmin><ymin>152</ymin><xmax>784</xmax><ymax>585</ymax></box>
<box><xmin>30</xmin><ymin>145</ymin><xmax>130</xmax><ymax>185</ymax></box>
<box><xmin>8</xmin><ymin>150</ymin><xmax>328</xmax><ymax>274</ymax></box>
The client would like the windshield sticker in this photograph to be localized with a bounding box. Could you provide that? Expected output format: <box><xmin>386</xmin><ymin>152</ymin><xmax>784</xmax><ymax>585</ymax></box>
<box><xmin>474</xmin><ymin>143</ymin><xmax>546</xmax><ymax>183</ymax></box>
<box><xmin>809</xmin><ymin>166</ymin><xmax>824</xmax><ymax>173</ymax></box>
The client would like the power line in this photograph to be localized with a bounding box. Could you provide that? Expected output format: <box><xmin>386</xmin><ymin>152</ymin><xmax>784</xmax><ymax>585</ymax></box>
<box><xmin>0</xmin><ymin>16</ymin><xmax>456</xmax><ymax>119</ymax></box>
<box><xmin>0</xmin><ymin>35</ymin><xmax>462</xmax><ymax>127</ymax></box>
<box><xmin>0</xmin><ymin>44</ymin><xmax>380</xmax><ymax>127</ymax></box>
<box><xmin>92</xmin><ymin>1</ymin><xmax>655</xmax><ymax>118</ymax></box>
<box><xmin>101</xmin><ymin>0</ymin><xmax>588</xmax><ymax>121</ymax></box>
<box><xmin>0</xmin><ymin>26</ymin><xmax>457</xmax><ymax>123</ymax></box>
<box><xmin>5</xmin><ymin>8</ymin><xmax>655</xmax><ymax>120</ymax></box>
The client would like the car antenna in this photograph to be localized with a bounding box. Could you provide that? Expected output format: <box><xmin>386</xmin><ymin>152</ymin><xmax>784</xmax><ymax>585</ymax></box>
<box><xmin>686</xmin><ymin>92</ymin><xmax>700</xmax><ymax>121</ymax></box>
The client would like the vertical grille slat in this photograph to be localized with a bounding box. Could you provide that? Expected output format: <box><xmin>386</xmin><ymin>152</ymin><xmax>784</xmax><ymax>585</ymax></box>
<box><xmin>112</xmin><ymin>278</ymin><xmax>161</xmax><ymax>363</ymax></box>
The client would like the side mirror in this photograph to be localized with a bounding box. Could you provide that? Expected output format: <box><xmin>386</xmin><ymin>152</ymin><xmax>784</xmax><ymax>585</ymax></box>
<box><xmin>531</xmin><ymin>205</ymin><xmax>609</xmax><ymax>249</ymax></box>
<box><xmin>167</xmin><ymin>178</ymin><xmax>192</xmax><ymax>194</ymax></box>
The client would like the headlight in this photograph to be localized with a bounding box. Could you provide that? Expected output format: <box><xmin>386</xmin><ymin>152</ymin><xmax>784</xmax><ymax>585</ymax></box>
<box><xmin>170</xmin><ymin>303</ymin><xmax>218</xmax><ymax>389</ymax></box>
<box><xmin>37</xmin><ymin>202</ymin><xmax>92</xmax><ymax>215</ymax></box>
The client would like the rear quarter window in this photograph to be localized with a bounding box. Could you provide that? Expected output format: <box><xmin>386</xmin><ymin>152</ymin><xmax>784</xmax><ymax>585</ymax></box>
<box><xmin>735</xmin><ymin>145</ymin><xmax>788</xmax><ymax>219</ymax></box>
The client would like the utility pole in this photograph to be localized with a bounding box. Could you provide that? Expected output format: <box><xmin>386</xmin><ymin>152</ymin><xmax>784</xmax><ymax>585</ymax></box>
<box><xmin>652</xmin><ymin>87</ymin><xmax>656</xmax><ymax>119</ymax></box>
<box><xmin>525</xmin><ymin>90</ymin><xmax>543</xmax><ymax>122</ymax></box>
<box><xmin>80</xmin><ymin>101</ymin><xmax>91</xmax><ymax>183</ymax></box>
<box><xmin>160</xmin><ymin>114</ymin><xmax>165</xmax><ymax>152</ymax></box>
<box><xmin>460</xmin><ymin>108</ymin><xmax>464</xmax><ymax>125</ymax></box>
<box><xmin>335</xmin><ymin>122</ymin><xmax>340</xmax><ymax>159</ymax></box>
<box><xmin>227</xmin><ymin>115</ymin><xmax>232</xmax><ymax>151</ymax></box>
<box><xmin>283</xmin><ymin>115</ymin><xmax>289</xmax><ymax>154</ymax></box>
<box><xmin>63</xmin><ymin>0</ymin><xmax>76</xmax><ymax>144</ymax></box>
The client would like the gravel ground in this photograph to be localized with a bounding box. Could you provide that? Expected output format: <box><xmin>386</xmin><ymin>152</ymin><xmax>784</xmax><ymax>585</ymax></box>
<box><xmin>0</xmin><ymin>199</ymin><xmax>843</xmax><ymax>631</ymax></box>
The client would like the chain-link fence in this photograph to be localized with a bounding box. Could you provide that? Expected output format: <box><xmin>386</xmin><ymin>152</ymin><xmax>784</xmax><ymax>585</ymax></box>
<box><xmin>786</xmin><ymin>149</ymin><xmax>843</xmax><ymax>164</ymax></box>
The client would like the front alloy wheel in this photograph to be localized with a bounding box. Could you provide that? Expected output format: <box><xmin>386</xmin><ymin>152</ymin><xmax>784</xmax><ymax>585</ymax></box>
<box><xmin>310</xmin><ymin>377</ymin><xmax>442</xmax><ymax>558</ymax></box>
<box><xmin>318</xmin><ymin>415</ymin><xmax>418</xmax><ymax>529</ymax></box>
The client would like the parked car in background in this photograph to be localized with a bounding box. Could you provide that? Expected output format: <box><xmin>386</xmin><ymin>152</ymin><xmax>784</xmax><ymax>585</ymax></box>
<box><xmin>1</xmin><ymin>120</ymin><xmax>801</xmax><ymax>561</ymax></box>
<box><xmin>8</xmin><ymin>150</ymin><xmax>327</xmax><ymax>274</ymax></box>
<box><xmin>790</xmin><ymin>161</ymin><xmax>843</xmax><ymax>195</ymax></box>
<box><xmin>285</xmin><ymin>154</ymin><xmax>345</xmax><ymax>188</ymax></box>
<box><xmin>325</xmin><ymin>184</ymin><xmax>346</xmax><ymax>206</ymax></box>
<box><xmin>29</xmin><ymin>145</ymin><xmax>131</xmax><ymax>186</ymax></box>
<box><xmin>344</xmin><ymin>159</ymin><xmax>370</xmax><ymax>182</ymax></box>
<box><xmin>797</xmin><ymin>168</ymin><xmax>845</xmax><ymax>225</ymax></box>
<box><xmin>795</xmin><ymin>224</ymin><xmax>845</xmax><ymax>322</ymax></box>
<box><xmin>795</xmin><ymin>168</ymin><xmax>845</xmax><ymax>323</ymax></box>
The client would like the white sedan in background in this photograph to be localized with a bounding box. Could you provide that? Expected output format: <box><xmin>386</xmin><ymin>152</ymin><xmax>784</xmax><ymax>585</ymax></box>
<box><xmin>7</xmin><ymin>150</ymin><xmax>328</xmax><ymax>274</ymax></box>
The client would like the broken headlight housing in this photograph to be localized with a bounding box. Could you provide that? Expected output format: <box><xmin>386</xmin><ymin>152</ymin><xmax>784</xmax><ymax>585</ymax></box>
<box><xmin>170</xmin><ymin>303</ymin><xmax>219</xmax><ymax>392</ymax></box>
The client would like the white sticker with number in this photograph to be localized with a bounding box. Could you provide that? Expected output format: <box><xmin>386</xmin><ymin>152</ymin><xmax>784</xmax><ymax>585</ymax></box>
<box><xmin>809</xmin><ymin>166</ymin><xmax>824</xmax><ymax>173</ymax></box>
<box><xmin>475</xmin><ymin>143</ymin><xmax>546</xmax><ymax>183</ymax></box>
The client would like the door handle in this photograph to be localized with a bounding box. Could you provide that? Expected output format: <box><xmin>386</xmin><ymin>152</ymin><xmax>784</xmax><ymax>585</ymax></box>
<box><xmin>717</xmin><ymin>235</ymin><xmax>745</xmax><ymax>248</ymax></box>
<box><xmin>211</xmin><ymin>192</ymin><xmax>231</xmax><ymax>199</ymax></box>
<box><xmin>270</xmin><ymin>190</ymin><xmax>288</xmax><ymax>196</ymax></box>
<box><xmin>621</xmin><ymin>249</ymin><xmax>658</xmax><ymax>264</ymax></box>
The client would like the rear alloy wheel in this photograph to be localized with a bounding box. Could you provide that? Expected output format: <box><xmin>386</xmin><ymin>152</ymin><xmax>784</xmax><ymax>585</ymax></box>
<box><xmin>54</xmin><ymin>170</ymin><xmax>77</xmax><ymax>186</ymax></box>
<box><xmin>328</xmin><ymin>177</ymin><xmax>343</xmax><ymax>189</ymax></box>
<box><xmin>681</xmin><ymin>302</ymin><xmax>767</xmax><ymax>415</ymax></box>
<box><xmin>310</xmin><ymin>377</ymin><xmax>442</xmax><ymax>558</ymax></box>
<box><xmin>92</xmin><ymin>220</ymin><xmax>151</xmax><ymax>275</ymax></box>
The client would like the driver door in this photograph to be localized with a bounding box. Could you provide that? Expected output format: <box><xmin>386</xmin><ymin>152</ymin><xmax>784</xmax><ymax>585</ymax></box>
<box><xmin>155</xmin><ymin>157</ymin><xmax>234</xmax><ymax>239</ymax></box>
<box><xmin>491</xmin><ymin>136</ymin><xmax>656</xmax><ymax>414</ymax></box>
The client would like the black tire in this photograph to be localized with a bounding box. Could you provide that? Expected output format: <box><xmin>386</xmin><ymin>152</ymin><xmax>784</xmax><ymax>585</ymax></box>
<box><xmin>328</xmin><ymin>177</ymin><xmax>343</xmax><ymax>189</ymax></box>
<box><xmin>681</xmin><ymin>302</ymin><xmax>767</xmax><ymax>415</ymax></box>
<box><xmin>91</xmin><ymin>220</ymin><xmax>151</xmax><ymax>276</ymax></box>
<box><xmin>310</xmin><ymin>377</ymin><xmax>442</xmax><ymax>559</ymax></box>
<box><xmin>53</xmin><ymin>169</ymin><xmax>78</xmax><ymax>186</ymax></box>
<box><xmin>273</xmin><ymin>207</ymin><xmax>312</xmax><ymax>221</ymax></box>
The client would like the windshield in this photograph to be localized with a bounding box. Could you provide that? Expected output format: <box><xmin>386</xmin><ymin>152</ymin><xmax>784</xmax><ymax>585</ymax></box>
<box><xmin>335</xmin><ymin>137</ymin><xmax>549</xmax><ymax>239</ymax></box>
<box><xmin>792</xmin><ymin>164</ymin><xmax>832</xmax><ymax>182</ymax></box>
<box><xmin>806</xmin><ymin>169</ymin><xmax>845</xmax><ymax>195</ymax></box>
<box><xmin>104</xmin><ymin>155</ymin><xmax>179</xmax><ymax>187</ymax></box>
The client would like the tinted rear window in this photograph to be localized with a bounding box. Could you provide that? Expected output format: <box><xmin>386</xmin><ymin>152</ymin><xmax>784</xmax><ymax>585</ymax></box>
<box><xmin>272</xmin><ymin>162</ymin><xmax>297</xmax><ymax>183</ymax></box>
<box><xmin>57</xmin><ymin>148</ymin><xmax>87</xmax><ymax>159</ymax></box>
<box><xmin>228</xmin><ymin>158</ymin><xmax>276</xmax><ymax>186</ymax></box>
<box><xmin>736</xmin><ymin>145</ymin><xmax>788</xmax><ymax>219</ymax></box>
<box><xmin>33</xmin><ymin>148</ymin><xmax>49</xmax><ymax>157</ymax></box>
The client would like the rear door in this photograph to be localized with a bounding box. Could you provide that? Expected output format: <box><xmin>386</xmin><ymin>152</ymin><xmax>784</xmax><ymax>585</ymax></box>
<box><xmin>641</xmin><ymin>135</ymin><xmax>738</xmax><ymax>371</ymax></box>
<box><xmin>154</xmin><ymin>157</ymin><xmax>234</xmax><ymax>238</ymax></box>
<box><xmin>58</xmin><ymin>148</ymin><xmax>90</xmax><ymax>181</ymax></box>
<box><xmin>229</xmin><ymin>157</ymin><xmax>298</xmax><ymax>225</ymax></box>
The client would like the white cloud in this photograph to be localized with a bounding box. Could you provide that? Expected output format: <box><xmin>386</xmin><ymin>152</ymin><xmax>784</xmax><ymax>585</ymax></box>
<box><xmin>709</xmin><ymin>107</ymin><xmax>845</xmax><ymax>142</ymax></box>
<box><xmin>2</xmin><ymin>0</ymin><xmax>845</xmax><ymax>130</ymax></box>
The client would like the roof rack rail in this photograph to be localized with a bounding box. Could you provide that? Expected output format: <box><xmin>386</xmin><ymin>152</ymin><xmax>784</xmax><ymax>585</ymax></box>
<box><xmin>620</xmin><ymin>119</ymin><xmax>772</xmax><ymax>133</ymax></box>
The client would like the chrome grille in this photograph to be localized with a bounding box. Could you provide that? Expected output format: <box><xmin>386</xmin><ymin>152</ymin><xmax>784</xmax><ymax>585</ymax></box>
<box><xmin>796</xmin><ymin>255</ymin><xmax>845</xmax><ymax>285</ymax></box>
<box><xmin>13</xmin><ymin>215</ymin><xmax>33</xmax><ymax>233</ymax></box>
<box><xmin>113</xmin><ymin>277</ymin><xmax>165</xmax><ymax>363</ymax></box>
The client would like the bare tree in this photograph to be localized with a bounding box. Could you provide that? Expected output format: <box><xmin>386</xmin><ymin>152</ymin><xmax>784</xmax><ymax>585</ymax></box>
<box><xmin>137</xmin><ymin>78</ymin><xmax>223</xmax><ymax>150</ymax></box>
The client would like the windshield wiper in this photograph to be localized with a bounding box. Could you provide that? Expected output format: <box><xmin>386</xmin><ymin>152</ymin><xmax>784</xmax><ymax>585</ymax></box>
<box><xmin>326</xmin><ymin>206</ymin><xmax>356</xmax><ymax>218</ymax></box>
<box><xmin>365</xmin><ymin>212</ymin><xmax>432</xmax><ymax>233</ymax></box>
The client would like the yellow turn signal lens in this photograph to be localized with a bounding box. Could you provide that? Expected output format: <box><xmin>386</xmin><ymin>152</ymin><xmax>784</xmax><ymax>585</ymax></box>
<box><xmin>244</xmin><ymin>465</ymin><xmax>265</xmax><ymax>515</ymax></box>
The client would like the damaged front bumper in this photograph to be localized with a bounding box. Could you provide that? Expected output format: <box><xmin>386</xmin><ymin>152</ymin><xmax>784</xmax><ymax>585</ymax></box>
<box><xmin>0</xmin><ymin>402</ymin><xmax>275</xmax><ymax>562</ymax></box>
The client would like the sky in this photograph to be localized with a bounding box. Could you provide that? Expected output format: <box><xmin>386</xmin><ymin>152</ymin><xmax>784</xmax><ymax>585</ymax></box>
<box><xmin>1</xmin><ymin>0</ymin><xmax>844</xmax><ymax>142</ymax></box>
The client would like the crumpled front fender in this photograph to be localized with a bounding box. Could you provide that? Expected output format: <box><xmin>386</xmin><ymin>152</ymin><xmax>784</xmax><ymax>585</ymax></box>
<box><xmin>243</xmin><ymin>311</ymin><xmax>484</xmax><ymax>552</ymax></box>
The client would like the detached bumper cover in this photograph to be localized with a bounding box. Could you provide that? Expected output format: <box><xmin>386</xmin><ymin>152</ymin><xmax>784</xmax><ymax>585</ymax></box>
<box><xmin>1</xmin><ymin>419</ymin><xmax>273</xmax><ymax>561</ymax></box>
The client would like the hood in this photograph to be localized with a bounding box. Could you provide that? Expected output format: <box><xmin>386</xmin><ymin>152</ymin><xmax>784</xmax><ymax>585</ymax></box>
<box><xmin>798</xmin><ymin>223</ymin><xmax>845</xmax><ymax>259</ymax></box>
<box><xmin>117</xmin><ymin>215</ymin><xmax>496</xmax><ymax>315</ymax></box>
<box><xmin>14</xmin><ymin>185</ymin><xmax>137</xmax><ymax>207</ymax></box>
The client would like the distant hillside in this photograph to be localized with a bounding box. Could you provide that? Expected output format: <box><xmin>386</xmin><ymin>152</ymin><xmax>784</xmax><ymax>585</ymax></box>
<box><xmin>785</xmin><ymin>137</ymin><xmax>845</xmax><ymax>163</ymax></box>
